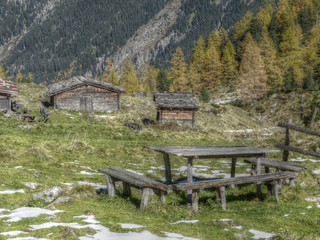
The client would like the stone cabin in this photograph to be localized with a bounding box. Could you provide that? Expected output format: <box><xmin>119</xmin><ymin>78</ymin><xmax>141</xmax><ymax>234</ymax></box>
<box><xmin>0</xmin><ymin>78</ymin><xmax>19</xmax><ymax>112</ymax></box>
<box><xmin>46</xmin><ymin>76</ymin><xmax>125</xmax><ymax>112</ymax></box>
<box><xmin>154</xmin><ymin>92</ymin><xmax>199</xmax><ymax>127</ymax></box>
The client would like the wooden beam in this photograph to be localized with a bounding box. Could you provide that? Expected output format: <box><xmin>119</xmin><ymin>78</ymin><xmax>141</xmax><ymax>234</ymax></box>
<box><xmin>278</xmin><ymin>122</ymin><xmax>320</xmax><ymax>137</ymax></box>
<box><xmin>163</xmin><ymin>153</ymin><xmax>172</xmax><ymax>184</ymax></box>
<box><xmin>140</xmin><ymin>188</ymin><xmax>150</xmax><ymax>211</ymax></box>
<box><xmin>275</xmin><ymin>144</ymin><xmax>320</xmax><ymax>158</ymax></box>
<box><xmin>220</xmin><ymin>186</ymin><xmax>226</xmax><ymax>210</ymax></box>
<box><xmin>106</xmin><ymin>176</ymin><xmax>116</xmax><ymax>198</ymax></box>
<box><xmin>192</xmin><ymin>190</ymin><xmax>199</xmax><ymax>212</ymax></box>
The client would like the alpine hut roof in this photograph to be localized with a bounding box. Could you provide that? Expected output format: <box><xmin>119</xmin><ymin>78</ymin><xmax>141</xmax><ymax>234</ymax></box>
<box><xmin>154</xmin><ymin>92</ymin><xmax>200</xmax><ymax>110</ymax></box>
<box><xmin>46</xmin><ymin>76</ymin><xmax>125</xmax><ymax>96</ymax></box>
<box><xmin>0</xmin><ymin>78</ymin><xmax>19</xmax><ymax>95</ymax></box>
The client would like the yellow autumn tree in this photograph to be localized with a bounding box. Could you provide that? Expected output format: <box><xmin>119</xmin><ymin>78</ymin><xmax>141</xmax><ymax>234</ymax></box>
<box><xmin>169</xmin><ymin>47</ymin><xmax>189</xmax><ymax>92</ymax></box>
<box><xmin>202</xmin><ymin>45</ymin><xmax>222</xmax><ymax>89</ymax></box>
<box><xmin>221</xmin><ymin>41</ymin><xmax>237</xmax><ymax>84</ymax></box>
<box><xmin>102</xmin><ymin>59</ymin><xmax>119</xmax><ymax>85</ymax></box>
<box><xmin>141</xmin><ymin>65</ymin><xmax>159</xmax><ymax>93</ymax></box>
<box><xmin>238</xmin><ymin>33</ymin><xmax>268</xmax><ymax>103</ymax></box>
<box><xmin>120</xmin><ymin>59</ymin><xmax>140</xmax><ymax>94</ymax></box>
<box><xmin>0</xmin><ymin>66</ymin><xmax>7</xmax><ymax>80</ymax></box>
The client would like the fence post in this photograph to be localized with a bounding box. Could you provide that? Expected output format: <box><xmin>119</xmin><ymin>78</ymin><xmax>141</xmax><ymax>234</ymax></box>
<box><xmin>282</xmin><ymin>119</ymin><xmax>291</xmax><ymax>162</ymax></box>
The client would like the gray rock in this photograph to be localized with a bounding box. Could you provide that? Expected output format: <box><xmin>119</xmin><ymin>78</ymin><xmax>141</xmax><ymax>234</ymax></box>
<box><xmin>22</xmin><ymin>182</ymin><xmax>41</xmax><ymax>190</ymax></box>
<box><xmin>234</xmin><ymin>233</ymin><xmax>247</xmax><ymax>239</ymax></box>
<box><xmin>142</xmin><ymin>101</ymin><xmax>152</xmax><ymax>107</ymax></box>
<box><xmin>4</xmin><ymin>113</ymin><xmax>12</xmax><ymax>118</ymax></box>
<box><xmin>49</xmin><ymin>196</ymin><xmax>72</xmax><ymax>206</ymax></box>
<box><xmin>32</xmin><ymin>187</ymin><xmax>63</xmax><ymax>203</ymax></box>
<box><xmin>19</xmin><ymin>125</ymin><xmax>35</xmax><ymax>129</ymax></box>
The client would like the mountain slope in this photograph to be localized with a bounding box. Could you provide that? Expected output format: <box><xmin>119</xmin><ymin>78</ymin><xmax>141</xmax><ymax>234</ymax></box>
<box><xmin>0</xmin><ymin>0</ymin><xmax>265</xmax><ymax>83</ymax></box>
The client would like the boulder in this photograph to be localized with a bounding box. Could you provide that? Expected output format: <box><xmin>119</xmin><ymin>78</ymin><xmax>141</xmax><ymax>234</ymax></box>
<box><xmin>22</xmin><ymin>182</ymin><xmax>41</xmax><ymax>190</ymax></box>
<box><xmin>32</xmin><ymin>187</ymin><xmax>63</xmax><ymax>203</ymax></box>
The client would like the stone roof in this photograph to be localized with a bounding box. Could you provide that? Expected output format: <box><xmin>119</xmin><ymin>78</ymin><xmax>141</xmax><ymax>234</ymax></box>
<box><xmin>46</xmin><ymin>76</ymin><xmax>125</xmax><ymax>96</ymax></box>
<box><xmin>154</xmin><ymin>92</ymin><xmax>199</xmax><ymax>110</ymax></box>
<box><xmin>0</xmin><ymin>78</ymin><xmax>19</xmax><ymax>95</ymax></box>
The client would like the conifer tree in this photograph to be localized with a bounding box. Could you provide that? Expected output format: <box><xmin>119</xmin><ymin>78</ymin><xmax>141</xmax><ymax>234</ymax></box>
<box><xmin>0</xmin><ymin>66</ymin><xmax>7</xmax><ymax>80</ymax></box>
<box><xmin>156</xmin><ymin>69</ymin><xmax>170</xmax><ymax>93</ymax></box>
<box><xmin>169</xmin><ymin>47</ymin><xmax>188</xmax><ymax>92</ymax></box>
<box><xmin>304</xmin><ymin>69</ymin><xmax>315</xmax><ymax>90</ymax></box>
<box><xmin>207</xmin><ymin>31</ymin><xmax>221</xmax><ymax>51</ymax></box>
<box><xmin>141</xmin><ymin>65</ymin><xmax>159</xmax><ymax>93</ymax></box>
<box><xmin>268</xmin><ymin>12</ymin><xmax>279</xmax><ymax>51</ymax></box>
<box><xmin>284</xmin><ymin>67</ymin><xmax>295</xmax><ymax>92</ymax></box>
<box><xmin>221</xmin><ymin>41</ymin><xmax>237</xmax><ymax>84</ymax></box>
<box><xmin>16</xmin><ymin>71</ymin><xmax>23</xmax><ymax>85</ymax></box>
<box><xmin>199</xmin><ymin>86</ymin><xmax>210</xmax><ymax>103</ymax></box>
<box><xmin>202</xmin><ymin>45</ymin><xmax>222</xmax><ymax>89</ymax></box>
<box><xmin>120</xmin><ymin>59</ymin><xmax>140</xmax><ymax>94</ymax></box>
<box><xmin>238</xmin><ymin>33</ymin><xmax>268</xmax><ymax>102</ymax></box>
<box><xmin>102</xmin><ymin>59</ymin><xmax>119</xmax><ymax>85</ymax></box>
<box><xmin>187</xmin><ymin>63</ymin><xmax>202</xmax><ymax>92</ymax></box>
<box><xmin>189</xmin><ymin>36</ymin><xmax>205</xmax><ymax>92</ymax></box>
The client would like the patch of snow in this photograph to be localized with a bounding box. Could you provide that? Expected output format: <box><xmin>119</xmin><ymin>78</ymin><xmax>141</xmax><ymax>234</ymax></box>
<box><xmin>0</xmin><ymin>189</ymin><xmax>25</xmax><ymax>194</ymax></box>
<box><xmin>74</xmin><ymin>215</ymin><xmax>100</xmax><ymax>224</ymax></box>
<box><xmin>163</xmin><ymin>232</ymin><xmax>199</xmax><ymax>240</ymax></box>
<box><xmin>0</xmin><ymin>209</ymin><xmax>8</xmax><ymax>213</ymax></box>
<box><xmin>248</xmin><ymin>229</ymin><xmax>275</xmax><ymax>239</ymax></box>
<box><xmin>76</xmin><ymin>171</ymin><xmax>103</xmax><ymax>176</ymax></box>
<box><xmin>312</xmin><ymin>169</ymin><xmax>320</xmax><ymax>174</ymax></box>
<box><xmin>118</xmin><ymin>223</ymin><xmax>145</xmax><ymax>229</ymax></box>
<box><xmin>171</xmin><ymin>220</ymin><xmax>199</xmax><ymax>224</ymax></box>
<box><xmin>0</xmin><ymin>231</ymin><xmax>27</xmax><ymax>236</ymax></box>
<box><xmin>317</xmin><ymin>204</ymin><xmax>320</xmax><ymax>208</ymax></box>
<box><xmin>0</xmin><ymin>207</ymin><xmax>64</xmax><ymax>222</ymax></box>
<box><xmin>290</xmin><ymin>157</ymin><xmax>320</xmax><ymax>163</ymax></box>
<box><xmin>219</xmin><ymin>219</ymin><xmax>233</xmax><ymax>222</ymax></box>
<box><xmin>283</xmin><ymin>214</ymin><xmax>290</xmax><ymax>217</ymax></box>
<box><xmin>232</xmin><ymin>226</ymin><xmax>243</xmax><ymax>230</ymax></box>
<box><xmin>14</xmin><ymin>166</ymin><xmax>23</xmax><ymax>169</ymax></box>
<box><xmin>8</xmin><ymin>238</ymin><xmax>49</xmax><ymax>240</ymax></box>
<box><xmin>307</xmin><ymin>206</ymin><xmax>312</xmax><ymax>209</ymax></box>
<box><xmin>300</xmin><ymin>213</ymin><xmax>306</xmax><ymax>215</ymax></box>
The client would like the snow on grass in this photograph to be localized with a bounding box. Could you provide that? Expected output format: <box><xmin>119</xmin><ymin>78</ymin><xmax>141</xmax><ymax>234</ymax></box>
<box><xmin>61</xmin><ymin>181</ymin><xmax>106</xmax><ymax>189</ymax></box>
<box><xmin>0</xmin><ymin>189</ymin><xmax>25</xmax><ymax>194</ymax></box>
<box><xmin>171</xmin><ymin>220</ymin><xmax>199</xmax><ymax>225</ymax></box>
<box><xmin>0</xmin><ymin>207</ymin><xmax>64</xmax><ymax>222</ymax></box>
<box><xmin>0</xmin><ymin>231</ymin><xmax>28</xmax><ymax>236</ymax></box>
<box><xmin>290</xmin><ymin>157</ymin><xmax>320</xmax><ymax>163</ymax></box>
<box><xmin>118</xmin><ymin>223</ymin><xmax>146</xmax><ymax>229</ymax></box>
<box><xmin>312</xmin><ymin>169</ymin><xmax>320</xmax><ymax>174</ymax></box>
<box><xmin>76</xmin><ymin>171</ymin><xmax>103</xmax><ymax>176</ymax></box>
<box><xmin>248</xmin><ymin>229</ymin><xmax>275</xmax><ymax>239</ymax></box>
<box><xmin>8</xmin><ymin>237</ymin><xmax>49</xmax><ymax>240</ymax></box>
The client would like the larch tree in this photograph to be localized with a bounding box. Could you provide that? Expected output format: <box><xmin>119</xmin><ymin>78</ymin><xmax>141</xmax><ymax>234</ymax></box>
<box><xmin>156</xmin><ymin>69</ymin><xmax>170</xmax><ymax>93</ymax></box>
<box><xmin>169</xmin><ymin>47</ymin><xmax>189</xmax><ymax>92</ymax></box>
<box><xmin>221</xmin><ymin>41</ymin><xmax>237</xmax><ymax>84</ymax></box>
<box><xmin>238</xmin><ymin>33</ymin><xmax>268</xmax><ymax>103</ymax></box>
<box><xmin>141</xmin><ymin>65</ymin><xmax>159</xmax><ymax>93</ymax></box>
<box><xmin>0</xmin><ymin>66</ymin><xmax>7</xmax><ymax>80</ymax></box>
<box><xmin>102</xmin><ymin>59</ymin><xmax>119</xmax><ymax>85</ymax></box>
<box><xmin>202</xmin><ymin>45</ymin><xmax>222</xmax><ymax>89</ymax></box>
<box><xmin>120</xmin><ymin>58</ymin><xmax>140</xmax><ymax>94</ymax></box>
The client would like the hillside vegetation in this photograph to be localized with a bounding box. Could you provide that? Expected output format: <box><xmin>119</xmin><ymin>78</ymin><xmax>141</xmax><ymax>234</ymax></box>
<box><xmin>0</xmin><ymin>83</ymin><xmax>319</xmax><ymax>240</ymax></box>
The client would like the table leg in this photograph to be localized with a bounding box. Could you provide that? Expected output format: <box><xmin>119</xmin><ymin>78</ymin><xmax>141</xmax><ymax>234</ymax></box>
<box><xmin>231</xmin><ymin>158</ymin><xmax>237</xmax><ymax>178</ymax></box>
<box><xmin>163</xmin><ymin>153</ymin><xmax>172</xmax><ymax>184</ymax></box>
<box><xmin>187</xmin><ymin>157</ymin><xmax>193</xmax><ymax>203</ymax></box>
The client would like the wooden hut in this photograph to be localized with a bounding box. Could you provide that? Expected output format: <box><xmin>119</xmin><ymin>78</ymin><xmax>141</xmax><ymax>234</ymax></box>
<box><xmin>46</xmin><ymin>76</ymin><xmax>125</xmax><ymax>112</ymax></box>
<box><xmin>154</xmin><ymin>93</ymin><xmax>199</xmax><ymax>127</ymax></box>
<box><xmin>0</xmin><ymin>78</ymin><xmax>19</xmax><ymax>112</ymax></box>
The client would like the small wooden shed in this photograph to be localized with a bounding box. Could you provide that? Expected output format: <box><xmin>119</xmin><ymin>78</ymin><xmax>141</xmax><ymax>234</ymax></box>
<box><xmin>46</xmin><ymin>76</ymin><xmax>125</xmax><ymax>112</ymax></box>
<box><xmin>154</xmin><ymin>92</ymin><xmax>199</xmax><ymax>127</ymax></box>
<box><xmin>0</xmin><ymin>78</ymin><xmax>19</xmax><ymax>112</ymax></box>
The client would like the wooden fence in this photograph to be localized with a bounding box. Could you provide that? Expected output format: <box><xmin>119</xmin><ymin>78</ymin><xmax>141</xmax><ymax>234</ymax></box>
<box><xmin>275</xmin><ymin>122</ymin><xmax>320</xmax><ymax>161</ymax></box>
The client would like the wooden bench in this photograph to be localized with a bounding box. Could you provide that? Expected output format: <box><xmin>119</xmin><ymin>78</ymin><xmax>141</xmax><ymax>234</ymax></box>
<box><xmin>98</xmin><ymin>167</ymin><xmax>172</xmax><ymax>211</ymax></box>
<box><xmin>171</xmin><ymin>171</ymin><xmax>297</xmax><ymax>212</ymax></box>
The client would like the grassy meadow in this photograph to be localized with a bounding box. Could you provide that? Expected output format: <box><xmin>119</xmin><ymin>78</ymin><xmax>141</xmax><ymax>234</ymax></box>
<box><xmin>0</xmin><ymin>83</ymin><xmax>319</xmax><ymax>240</ymax></box>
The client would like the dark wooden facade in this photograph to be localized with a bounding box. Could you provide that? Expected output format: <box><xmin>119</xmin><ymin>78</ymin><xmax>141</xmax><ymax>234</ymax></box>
<box><xmin>154</xmin><ymin>93</ymin><xmax>199</xmax><ymax>127</ymax></box>
<box><xmin>47</xmin><ymin>76</ymin><xmax>125</xmax><ymax>112</ymax></box>
<box><xmin>0</xmin><ymin>79</ymin><xmax>19</xmax><ymax>112</ymax></box>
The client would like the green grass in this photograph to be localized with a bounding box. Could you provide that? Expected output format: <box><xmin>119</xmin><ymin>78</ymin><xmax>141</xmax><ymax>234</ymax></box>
<box><xmin>0</xmin><ymin>84</ymin><xmax>319</xmax><ymax>239</ymax></box>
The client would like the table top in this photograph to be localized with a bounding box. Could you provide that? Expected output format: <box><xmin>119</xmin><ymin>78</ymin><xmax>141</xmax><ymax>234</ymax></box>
<box><xmin>145</xmin><ymin>145</ymin><xmax>278</xmax><ymax>158</ymax></box>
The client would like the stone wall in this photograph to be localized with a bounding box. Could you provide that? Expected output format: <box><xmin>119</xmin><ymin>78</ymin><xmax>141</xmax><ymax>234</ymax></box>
<box><xmin>0</xmin><ymin>97</ymin><xmax>9</xmax><ymax>112</ymax></box>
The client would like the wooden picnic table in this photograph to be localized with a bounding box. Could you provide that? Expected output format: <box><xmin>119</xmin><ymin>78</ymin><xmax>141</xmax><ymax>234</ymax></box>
<box><xmin>145</xmin><ymin>145</ymin><xmax>278</xmax><ymax>184</ymax></box>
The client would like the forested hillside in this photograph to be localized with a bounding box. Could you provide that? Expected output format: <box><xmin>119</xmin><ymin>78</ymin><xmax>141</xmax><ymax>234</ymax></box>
<box><xmin>0</xmin><ymin>0</ymin><xmax>265</xmax><ymax>83</ymax></box>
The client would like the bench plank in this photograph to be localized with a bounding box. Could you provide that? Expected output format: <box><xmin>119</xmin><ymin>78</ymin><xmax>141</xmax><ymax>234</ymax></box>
<box><xmin>244</xmin><ymin>157</ymin><xmax>307</xmax><ymax>172</ymax></box>
<box><xmin>172</xmin><ymin>172</ymin><xmax>297</xmax><ymax>191</ymax></box>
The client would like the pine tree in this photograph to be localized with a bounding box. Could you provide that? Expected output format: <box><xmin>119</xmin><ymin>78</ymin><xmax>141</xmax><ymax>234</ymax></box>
<box><xmin>169</xmin><ymin>47</ymin><xmax>188</xmax><ymax>92</ymax></box>
<box><xmin>202</xmin><ymin>45</ymin><xmax>222</xmax><ymax>89</ymax></box>
<box><xmin>102</xmin><ymin>59</ymin><xmax>119</xmax><ymax>85</ymax></box>
<box><xmin>284</xmin><ymin>67</ymin><xmax>295</xmax><ymax>92</ymax></box>
<box><xmin>156</xmin><ymin>69</ymin><xmax>170</xmax><ymax>93</ymax></box>
<box><xmin>304</xmin><ymin>69</ymin><xmax>315</xmax><ymax>90</ymax></box>
<box><xmin>120</xmin><ymin>59</ymin><xmax>140</xmax><ymax>94</ymax></box>
<box><xmin>141</xmin><ymin>65</ymin><xmax>159</xmax><ymax>93</ymax></box>
<box><xmin>238</xmin><ymin>33</ymin><xmax>268</xmax><ymax>103</ymax></box>
<box><xmin>207</xmin><ymin>31</ymin><xmax>221</xmax><ymax>51</ymax></box>
<box><xmin>0</xmin><ymin>66</ymin><xmax>7</xmax><ymax>80</ymax></box>
<box><xmin>199</xmin><ymin>86</ymin><xmax>210</xmax><ymax>103</ymax></box>
<box><xmin>268</xmin><ymin>11</ymin><xmax>279</xmax><ymax>51</ymax></box>
<box><xmin>221</xmin><ymin>41</ymin><xmax>237</xmax><ymax>85</ymax></box>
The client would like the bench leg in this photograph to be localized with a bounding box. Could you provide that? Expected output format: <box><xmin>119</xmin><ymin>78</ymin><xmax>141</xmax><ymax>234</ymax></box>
<box><xmin>140</xmin><ymin>188</ymin><xmax>150</xmax><ymax>211</ymax></box>
<box><xmin>106</xmin><ymin>175</ymin><xmax>116</xmax><ymax>198</ymax></box>
<box><xmin>256</xmin><ymin>158</ymin><xmax>262</xmax><ymax>198</ymax></box>
<box><xmin>231</xmin><ymin>158</ymin><xmax>237</xmax><ymax>188</ymax></box>
<box><xmin>160</xmin><ymin>191</ymin><xmax>166</xmax><ymax>204</ymax></box>
<box><xmin>187</xmin><ymin>157</ymin><xmax>194</xmax><ymax>203</ymax></box>
<box><xmin>273</xmin><ymin>181</ymin><xmax>279</xmax><ymax>203</ymax></box>
<box><xmin>220</xmin><ymin>186</ymin><xmax>226</xmax><ymax>210</ymax></box>
<box><xmin>192</xmin><ymin>190</ymin><xmax>199</xmax><ymax>212</ymax></box>
<box><xmin>267</xmin><ymin>183</ymin><xmax>273</xmax><ymax>197</ymax></box>
<box><xmin>216</xmin><ymin>187</ymin><xmax>221</xmax><ymax>199</ymax></box>
<box><xmin>289</xmin><ymin>178</ymin><xmax>295</xmax><ymax>188</ymax></box>
<box><xmin>251</xmin><ymin>165</ymin><xmax>256</xmax><ymax>175</ymax></box>
<box><xmin>122</xmin><ymin>181</ymin><xmax>131</xmax><ymax>197</ymax></box>
<box><xmin>276</xmin><ymin>169</ymin><xmax>283</xmax><ymax>188</ymax></box>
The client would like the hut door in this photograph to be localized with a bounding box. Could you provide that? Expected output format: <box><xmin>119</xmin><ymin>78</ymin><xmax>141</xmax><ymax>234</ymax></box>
<box><xmin>80</xmin><ymin>95</ymin><xmax>93</xmax><ymax>112</ymax></box>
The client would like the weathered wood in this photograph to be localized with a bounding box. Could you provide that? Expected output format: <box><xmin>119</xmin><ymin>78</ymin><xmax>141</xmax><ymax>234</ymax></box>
<box><xmin>160</xmin><ymin>191</ymin><xmax>166</xmax><ymax>204</ymax></box>
<box><xmin>140</xmin><ymin>188</ymin><xmax>150</xmax><ymax>211</ymax></box>
<box><xmin>278</xmin><ymin>122</ymin><xmax>320</xmax><ymax>137</ymax></box>
<box><xmin>275</xmin><ymin>144</ymin><xmax>320</xmax><ymax>158</ymax></box>
<box><xmin>273</xmin><ymin>181</ymin><xmax>279</xmax><ymax>203</ymax></box>
<box><xmin>244</xmin><ymin>158</ymin><xmax>307</xmax><ymax>172</ymax></box>
<box><xmin>265</xmin><ymin>166</ymin><xmax>270</xmax><ymax>173</ymax></box>
<box><xmin>283</xmin><ymin>120</ymin><xmax>291</xmax><ymax>162</ymax></box>
<box><xmin>122</xmin><ymin>181</ymin><xmax>131</xmax><ymax>197</ymax></box>
<box><xmin>231</xmin><ymin>158</ymin><xmax>237</xmax><ymax>178</ymax></box>
<box><xmin>163</xmin><ymin>153</ymin><xmax>172</xmax><ymax>184</ymax></box>
<box><xmin>256</xmin><ymin>158</ymin><xmax>262</xmax><ymax>198</ymax></box>
<box><xmin>220</xmin><ymin>186</ymin><xmax>226</xmax><ymax>210</ymax></box>
<box><xmin>187</xmin><ymin>157</ymin><xmax>193</xmax><ymax>203</ymax></box>
<box><xmin>300</xmin><ymin>96</ymin><xmax>304</xmax><ymax>120</ymax></box>
<box><xmin>172</xmin><ymin>172</ymin><xmax>297</xmax><ymax>191</ymax></box>
<box><xmin>310</xmin><ymin>107</ymin><xmax>319</xmax><ymax>128</ymax></box>
<box><xmin>216</xmin><ymin>187</ymin><xmax>221</xmax><ymax>199</ymax></box>
<box><xmin>106</xmin><ymin>175</ymin><xmax>116</xmax><ymax>198</ymax></box>
<box><xmin>192</xmin><ymin>190</ymin><xmax>199</xmax><ymax>212</ymax></box>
